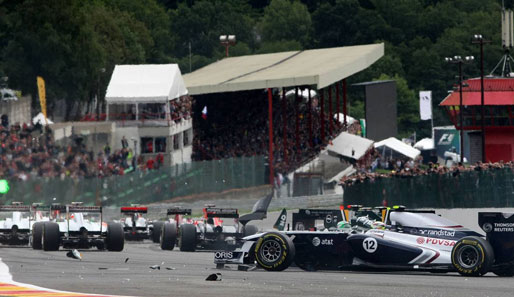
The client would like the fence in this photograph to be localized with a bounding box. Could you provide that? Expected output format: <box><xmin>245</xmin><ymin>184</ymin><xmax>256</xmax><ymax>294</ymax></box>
<box><xmin>343</xmin><ymin>168</ymin><xmax>514</xmax><ymax>208</ymax></box>
<box><xmin>1</xmin><ymin>156</ymin><xmax>265</xmax><ymax>206</ymax></box>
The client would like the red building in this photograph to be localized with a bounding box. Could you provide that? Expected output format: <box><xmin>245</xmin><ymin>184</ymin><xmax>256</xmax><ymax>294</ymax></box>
<box><xmin>440</xmin><ymin>77</ymin><xmax>514</xmax><ymax>163</ymax></box>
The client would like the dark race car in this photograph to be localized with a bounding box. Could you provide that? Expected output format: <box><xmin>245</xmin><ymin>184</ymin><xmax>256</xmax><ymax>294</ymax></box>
<box><xmin>214</xmin><ymin>207</ymin><xmax>514</xmax><ymax>276</ymax></box>
<box><xmin>160</xmin><ymin>194</ymin><xmax>272</xmax><ymax>252</ymax></box>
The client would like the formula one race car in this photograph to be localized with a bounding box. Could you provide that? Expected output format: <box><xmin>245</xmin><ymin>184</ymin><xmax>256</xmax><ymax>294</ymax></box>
<box><xmin>160</xmin><ymin>207</ymin><xmax>192</xmax><ymax>249</ymax></box>
<box><xmin>32</xmin><ymin>203</ymin><xmax>124</xmax><ymax>251</ymax></box>
<box><xmin>0</xmin><ymin>202</ymin><xmax>49</xmax><ymax>246</ymax></box>
<box><xmin>215</xmin><ymin>207</ymin><xmax>514</xmax><ymax>276</ymax></box>
<box><xmin>160</xmin><ymin>194</ymin><xmax>273</xmax><ymax>252</ymax></box>
<box><xmin>120</xmin><ymin>205</ymin><xmax>157</xmax><ymax>241</ymax></box>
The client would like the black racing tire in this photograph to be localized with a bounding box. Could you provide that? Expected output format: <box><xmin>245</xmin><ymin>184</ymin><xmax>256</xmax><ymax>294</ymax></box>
<box><xmin>152</xmin><ymin>222</ymin><xmax>164</xmax><ymax>243</ymax></box>
<box><xmin>243</xmin><ymin>224</ymin><xmax>259</xmax><ymax>237</ymax></box>
<box><xmin>493</xmin><ymin>265</ymin><xmax>514</xmax><ymax>277</ymax></box>
<box><xmin>160</xmin><ymin>222</ymin><xmax>177</xmax><ymax>250</ymax></box>
<box><xmin>106</xmin><ymin>222</ymin><xmax>125</xmax><ymax>252</ymax></box>
<box><xmin>254</xmin><ymin>232</ymin><xmax>295</xmax><ymax>271</ymax></box>
<box><xmin>32</xmin><ymin>222</ymin><xmax>43</xmax><ymax>250</ymax></box>
<box><xmin>42</xmin><ymin>222</ymin><xmax>60</xmax><ymax>251</ymax></box>
<box><xmin>179</xmin><ymin>223</ymin><xmax>196</xmax><ymax>252</ymax></box>
<box><xmin>451</xmin><ymin>236</ymin><xmax>494</xmax><ymax>276</ymax></box>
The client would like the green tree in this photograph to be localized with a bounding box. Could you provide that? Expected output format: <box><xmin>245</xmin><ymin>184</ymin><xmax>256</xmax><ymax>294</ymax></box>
<box><xmin>258</xmin><ymin>0</ymin><xmax>311</xmax><ymax>46</ymax></box>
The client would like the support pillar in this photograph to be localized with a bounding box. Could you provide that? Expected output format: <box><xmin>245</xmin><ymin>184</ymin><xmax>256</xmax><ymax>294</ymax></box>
<box><xmin>336</xmin><ymin>82</ymin><xmax>340</xmax><ymax>126</ymax></box>
<box><xmin>295</xmin><ymin>87</ymin><xmax>300</xmax><ymax>158</ymax></box>
<box><xmin>321</xmin><ymin>89</ymin><xmax>325</xmax><ymax>142</ymax></box>
<box><xmin>329</xmin><ymin>85</ymin><xmax>333</xmax><ymax>136</ymax></box>
<box><xmin>282</xmin><ymin>88</ymin><xmax>288</xmax><ymax>164</ymax></box>
<box><xmin>343</xmin><ymin>79</ymin><xmax>347</xmax><ymax>127</ymax></box>
<box><xmin>308</xmin><ymin>87</ymin><xmax>313</xmax><ymax>147</ymax></box>
<box><xmin>268</xmin><ymin>88</ymin><xmax>274</xmax><ymax>185</ymax></box>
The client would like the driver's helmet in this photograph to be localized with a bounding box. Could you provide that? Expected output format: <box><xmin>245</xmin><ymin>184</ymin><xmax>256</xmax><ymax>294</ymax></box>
<box><xmin>337</xmin><ymin>220</ymin><xmax>351</xmax><ymax>231</ymax></box>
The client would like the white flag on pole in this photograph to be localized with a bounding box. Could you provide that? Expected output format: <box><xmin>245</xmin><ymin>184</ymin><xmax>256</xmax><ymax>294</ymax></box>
<box><xmin>419</xmin><ymin>90</ymin><xmax>432</xmax><ymax>120</ymax></box>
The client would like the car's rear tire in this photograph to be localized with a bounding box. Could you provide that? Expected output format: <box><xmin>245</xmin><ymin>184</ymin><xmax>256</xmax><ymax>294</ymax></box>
<box><xmin>243</xmin><ymin>224</ymin><xmax>259</xmax><ymax>237</ymax></box>
<box><xmin>451</xmin><ymin>236</ymin><xmax>494</xmax><ymax>276</ymax></box>
<box><xmin>32</xmin><ymin>222</ymin><xmax>43</xmax><ymax>250</ymax></box>
<box><xmin>254</xmin><ymin>232</ymin><xmax>295</xmax><ymax>271</ymax></box>
<box><xmin>160</xmin><ymin>222</ymin><xmax>177</xmax><ymax>250</ymax></box>
<box><xmin>179</xmin><ymin>223</ymin><xmax>196</xmax><ymax>252</ymax></box>
<box><xmin>152</xmin><ymin>222</ymin><xmax>164</xmax><ymax>243</ymax></box>
<box><xmin>106</xmin><ymin>222</ymin><xmax>124</xmax><ymax>251</ymax></box>
<box><xmin>42</xmin><ymin>222</ymin><xmax>60</xmax><ymax>251</ymax></box>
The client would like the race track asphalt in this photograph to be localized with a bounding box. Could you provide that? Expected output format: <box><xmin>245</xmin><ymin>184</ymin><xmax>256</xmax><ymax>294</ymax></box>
<box><xmin>1</xmin><ymin>208</ymin><xmax>514</xmax><ymax>297</ymax></box>
<box><xmin>1</xmin><ymin>242</ymin><xmax>514</xmax><ymax>297</ymax></box>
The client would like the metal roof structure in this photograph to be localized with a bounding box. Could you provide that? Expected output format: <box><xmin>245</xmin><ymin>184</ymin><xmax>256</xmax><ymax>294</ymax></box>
<box><xmin>183</xmin><ymin>43</ymin><xmax>384</xmax><ymax>95</ymax></box>
<box><xmin>440</xmin><ymin>77</ymin><xmax>514</xmax><ymax>106</ymax></box>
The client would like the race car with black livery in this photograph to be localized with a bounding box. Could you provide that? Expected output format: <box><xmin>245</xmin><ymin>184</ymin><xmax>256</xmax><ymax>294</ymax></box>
<box><xmin>160</xmin><ymin>194</ymin><xmax>272</xmax><ymax>252</ymax></box>
<box><xmin>214</xmin><ymin>207</ymin><xmax>514</xmax><ymax>276</ymax></box>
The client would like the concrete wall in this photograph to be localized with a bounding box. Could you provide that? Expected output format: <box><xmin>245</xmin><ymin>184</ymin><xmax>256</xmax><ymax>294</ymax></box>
<box><xmin>0</xmin><ymin>95</ymin><xmax>31</xmax><ymax>125</ymax></box>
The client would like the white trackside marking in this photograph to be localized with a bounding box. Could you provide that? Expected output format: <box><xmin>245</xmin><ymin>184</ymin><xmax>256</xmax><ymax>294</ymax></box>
<box><xmin>0</xmin><ymin>257</ymin><xmax>131</xmax><ymax>296</ymax></box>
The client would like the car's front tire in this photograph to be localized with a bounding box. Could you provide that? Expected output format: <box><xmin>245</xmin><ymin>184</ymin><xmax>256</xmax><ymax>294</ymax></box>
<box><xmin>254</xmin><ymin>232</ymin><xmax>295</xmax><ymax>271</ymax></box>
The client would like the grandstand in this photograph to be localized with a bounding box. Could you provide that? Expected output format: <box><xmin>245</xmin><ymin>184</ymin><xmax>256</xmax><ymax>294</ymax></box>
<box><xmin>184</xmin><ymin>43</ymin><xmax>384</xmax><ymax>188</ymax></box>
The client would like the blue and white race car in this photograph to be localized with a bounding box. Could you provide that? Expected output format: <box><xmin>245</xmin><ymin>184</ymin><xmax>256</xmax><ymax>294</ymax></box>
<box><xmin>214</xmin><ymin>207</ymin><xmax>514</xmax><ymax>276</ymax></box>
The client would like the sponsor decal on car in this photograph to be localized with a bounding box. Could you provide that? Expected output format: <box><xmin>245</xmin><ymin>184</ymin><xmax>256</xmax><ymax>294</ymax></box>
<box><xmin>417</xmin><ymin>237</ymin><xmax>455</xmax><ymax>246</ymax></box>
<box><xmin>493</xmin><ymin>222</ymin><xmax>514</xmax><ymax>232</ymax></box>
<box><xmin>214</xmin><ymin>251</ymin><xmax>234</xmax><ymax>259</ymax></box>
<box><xmin>312</xmin><ymin>237</ymin><xmax>334</xmax><ymax>246</ymax></box>
<box><xmin>417</xmin><ymin>229</ymin><xmax>456</xmax><ymax>237</ymax></box>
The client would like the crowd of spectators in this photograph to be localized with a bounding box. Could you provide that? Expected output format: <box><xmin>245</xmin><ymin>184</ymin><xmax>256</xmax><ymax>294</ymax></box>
<box><xmin>0</xmin><ymin>121</ymin><xmax>163</xmax><ymax>182</ymax></box>
<box><xmin>192</xmin><ymin>90</ymin><xmax>343</xmax><ymax>173</ymax></box>
<box><xmin>340</xmin><ymin>154</ymin><xmax>514</xmax><ymax>188</ymax></box>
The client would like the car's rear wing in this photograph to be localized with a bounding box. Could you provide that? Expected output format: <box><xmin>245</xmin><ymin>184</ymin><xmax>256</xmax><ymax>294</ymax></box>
<box><xmin>167</xmin><ymin>208</ymin><xmax>192</xmax><ymax>216</ymax></box>
<box><xmin>67</xmin><ymin>205</ymin><xmax>102</xmax><ymax>213</ymax></box>
<box><xmin>204</xmin><ymin>208</ymin><xmax>239</xmax><ymax>218</ymax></box>
<box><xmin>121</xmin><ymin>206</ymin><xmax>148</xmax><ymax>214</ymax></box>
<box><xmin>0</xmin><ymin>205</ymin><xmax>31</xmax><ymax>212</ymax></box>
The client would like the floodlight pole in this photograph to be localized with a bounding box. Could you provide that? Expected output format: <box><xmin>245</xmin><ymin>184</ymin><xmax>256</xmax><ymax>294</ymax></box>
<box><xmin>329</xmin><ymin>85</ymin><xmax>333</xmax><ymax>136</ymax></box>
<box><xmin>343</xmin><ymin>79</ymin><xmax>347</xmax><ymax>127</ymax></box>
<box><xmin>295</xmin><ymin>87</ymin><xmax>300</xmax><ymax>158</ymax></box>
<box><xmin>320</xmin><ymin>89</ymin><xmax>325</xmax><ymax>141</ymax></box>
<box><xmin>445</xmin><ymin>55</ymin><xmax>474</xmax><ymax>163</ymax></box>
<box><xmin>472</xmin><ymin>34</ymin><xmax>491</xmax><ymax>163</ymax></box>
<box><xmin>308</xmin><ymin>87</ymin><xmax>313</xmax><ymax>147</ymax></box>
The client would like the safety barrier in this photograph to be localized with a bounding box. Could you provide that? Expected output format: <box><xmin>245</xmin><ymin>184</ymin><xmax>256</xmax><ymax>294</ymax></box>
<box><xmin>1</xmin><ymin>155</ymin><xmax>265</xmax><ymax>206</ymax></box>
<box><xmin>343</xmin><ymin>168</ymin><xmax>514</xmax><ymax>208</ymax></box>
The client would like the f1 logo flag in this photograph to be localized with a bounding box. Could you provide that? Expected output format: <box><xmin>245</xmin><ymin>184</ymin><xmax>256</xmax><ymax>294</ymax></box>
<box><xmin>419</xmin><ymin>91</ymin><xmax>432</xmax><ymax>120</ymax></box>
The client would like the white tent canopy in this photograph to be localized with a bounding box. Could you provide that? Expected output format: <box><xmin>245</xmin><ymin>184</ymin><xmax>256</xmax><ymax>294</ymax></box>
<box><xmin>374</xmin><ymin>137</ymin><xmax>420</xmax><ymax>160</ymax></box>
<box><xmin>32</xmin><ymin>112</ymin><xmax>53</xmax><ymax>126</ymax></box>
<box><xmin>414</xmin><ymin>137</ymin><xmax>434</xmax><ymax>150</ymax></box>
<box><xmin>327</xmin><ymin>132</ymin><xmax>374</xmax><ymax>160</ymax></box>
<box><xmin>105</xmin><ymin>64</ymin><xmax>188</xmax><ymax>104</ymax></box>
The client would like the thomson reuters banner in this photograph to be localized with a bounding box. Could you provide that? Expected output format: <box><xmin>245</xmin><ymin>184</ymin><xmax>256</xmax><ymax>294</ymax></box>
<box><xmin>419</xmin><ymin>90</ymin><xmax>432</xmax><ymax>120</ymax></box>
<box><xmin>36</xmin><ymin>76</ymin><xmax>47</xmax><ymax>124</ymax></box>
